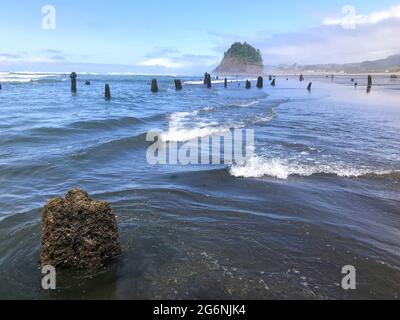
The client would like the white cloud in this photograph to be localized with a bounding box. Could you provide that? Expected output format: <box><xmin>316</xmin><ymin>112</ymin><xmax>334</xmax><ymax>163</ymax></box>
<box><xmin>139</xmin><ymin>58</ymin><xmax>184</xmax><ymax>69</ymax></box>
<box><xmin>257</xmin><ymin>19</ymin><xmax>400</xmax><ymax>65</ymax></box>
<box><xmin>323</xmin><ymin>4</ymin><xmax>400</xmax><ymax>29</ymax></box>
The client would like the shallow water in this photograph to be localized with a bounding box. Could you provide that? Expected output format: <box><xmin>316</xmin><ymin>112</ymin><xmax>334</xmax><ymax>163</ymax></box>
<box><xmin>0</xmin><ymin>73</ymin><xmax>399</xmax><ymax>299</ymax></box>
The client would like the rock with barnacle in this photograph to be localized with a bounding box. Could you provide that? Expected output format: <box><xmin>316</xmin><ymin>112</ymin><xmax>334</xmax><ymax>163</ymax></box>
<box><xmin>41</xmin><ymin>189</ymin><xmax>121</xmax><ymax>271</ymax></box>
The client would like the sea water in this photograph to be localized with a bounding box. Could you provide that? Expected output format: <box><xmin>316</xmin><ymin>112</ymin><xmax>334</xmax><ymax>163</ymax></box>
<box><xmin>0</xmin><ymin>73</ymin><xmax>399</xmax><ymax>299</ymax></box>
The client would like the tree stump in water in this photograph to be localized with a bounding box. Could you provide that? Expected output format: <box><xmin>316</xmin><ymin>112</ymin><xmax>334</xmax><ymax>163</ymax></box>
<box><xmin>70</xmin><ymin>72</ymin><xmax>77</xmax><ymax>93</ymax></box>
<box><xmin>174</xmin><ymin>79</ymin><xmax>182</xmax><ymax>90</ymax></box>
<box><xmin>256</xmin><ymin>76</ymin><xmax>263</xmax><ymax>89</ymax></box>
<box><xmin>151</xmin><ymin>79</ymin><xmax>159</xmax><ymax>93</ymax></box>
<box><xmin>105</xmin><ymin>84</ymin><xmax>111</xmax><ymax>99</ymax></box>
<box><xmin>41</xmin><ymin>189</ymin><xmax>121</xmax><ymax>271</ymax></box>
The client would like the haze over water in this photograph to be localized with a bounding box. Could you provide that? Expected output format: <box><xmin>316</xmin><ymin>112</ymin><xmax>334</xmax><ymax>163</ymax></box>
<box><xmin>0</xmin><ymin>73</ymin><xmax>399</xmax><ymax>299</ymax></box>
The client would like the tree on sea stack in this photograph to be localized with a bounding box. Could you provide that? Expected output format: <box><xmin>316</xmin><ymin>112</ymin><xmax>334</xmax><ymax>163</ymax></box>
<box><xmin>41</xmin><ymin>189</ymin><xmax>121</xmax><ymax>271</ymax></box>
<box><xmin>213</xmin><ymin>42</ymin><xmax>264</xmax><ymax>76</ymax></box>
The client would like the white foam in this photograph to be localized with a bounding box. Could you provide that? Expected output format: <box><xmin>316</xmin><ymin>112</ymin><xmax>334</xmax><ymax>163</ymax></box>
<box><xmin>0</xmin><ymin>72</ymin><xmax>59</xmax><ymax>83</ymax></box>
<box><xmin>236</xmin><ymin>100</ymin><xmax>260</xmax><ymax>107</ymax></box>
<box><xmin>184</xmin><ymin>78</ymin><xmax>257</xmax><ymax>85</ymax></box>
<box><xmin>230</xmin><ymin>156</ymin><xmax>397</xmax><ymax>180</ymax></box>
<box><xmin>160</xmin><ymin>110</ymin><xmax>234</xmax><ymax>142</ymax></box>
<box><xmin>161</xmin><ymin>126</ymin><xmax>231</xmax><ymax>142</ymax></box>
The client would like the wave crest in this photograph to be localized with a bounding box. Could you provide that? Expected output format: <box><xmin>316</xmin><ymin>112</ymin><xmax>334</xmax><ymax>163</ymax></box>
<box><xmin>230</xmin><ymin>157</ymin><xmax>399</xmax><ymax>180</ymax></box>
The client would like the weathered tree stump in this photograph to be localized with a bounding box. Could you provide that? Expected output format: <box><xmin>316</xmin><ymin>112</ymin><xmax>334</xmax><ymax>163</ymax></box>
<box><xmin>105</xmin><ymin>84</ymin><xmax>111</xmax><ymax>99</ymax></box>
<box><xmin>204</xmin><ymin>72</ymin><xmax>209</xmax><ymax>85</ymax></box>
<box><xmin>85</xmin><ymin>81</ymin><xmax>91</xmax><ymax>86</ymax></box>
<box><xmin>245</xmin><ymin>80</ymin><xmax>251</xmax><ymax>89</ymax></box>
<box><xmin>299</xmin><ymin>74</ymin><xmax>304</xmax><ymax>82</ymax></box>
<box><xmin>269</xmin><ymin>75</ymin><xmax>272</xmax><ymax>81</ymax></box>
<box><xmin>256</xmin><ymin>76</ymin><xmax>263</xmax><ymax>89</ymax></box>
<box><xmin>271</xmin><ymin>78</ymin><xmax>276</xmax><ymax>86</ymax></box>
<box><xmin>368</xmin><ymin>75</ymin><xmax>372</xmax><ymax>87</ymax></box>
<box><xmin>203</xmin><ymin>73</ymin><xmax>212</xmax><ymax>88</ymax></box>
<box><xmin>307</xmin><ymin>82</ymin><xmax>312</xmax><ymax>91</ymax></box>
<box><xmin>70</xmin><ymin>72</ymin><xmax>77</xmax><ymax>93</ymax></box>
<box><xmin>41</xmin><ymin>189</ymin><xmax>121</xmax><ymax>271</ymax></box>
<box><xmin>174</xmin><ymin>79</ymin><xmax>182</xmax><ymax>90</ymax></box>
<box><xmin>224</xmin><ymin>78</ymin><xmax>228</xmax><ymax>88</ymax></box>
<box><xmin>151</xmin><ymin>79</ymin><xmax>159</xmax><ymax>93</ymax></box>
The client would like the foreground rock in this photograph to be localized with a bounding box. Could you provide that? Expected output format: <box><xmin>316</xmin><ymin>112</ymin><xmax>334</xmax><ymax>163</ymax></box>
<box><xmin>41</xmin><ymin>189</ymin><xmax>121</xmax><ymax>271</ymax></box>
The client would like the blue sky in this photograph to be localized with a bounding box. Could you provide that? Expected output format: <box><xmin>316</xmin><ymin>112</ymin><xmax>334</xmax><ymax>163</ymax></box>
<box><xmin>1</xmin><ymin>0</ymin><xmax>400</xmax><ymax>74</ymax></box>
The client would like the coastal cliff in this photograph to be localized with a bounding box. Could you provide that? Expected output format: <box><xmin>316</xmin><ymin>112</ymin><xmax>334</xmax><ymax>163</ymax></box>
<box><xmin>213</xmin><ymin>42</ymin><xmax>264</xmax><ymax>76</ymax></box>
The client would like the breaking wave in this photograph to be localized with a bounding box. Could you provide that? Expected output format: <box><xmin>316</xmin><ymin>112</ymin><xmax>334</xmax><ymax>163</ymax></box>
<box><xmin>230</xmin><ymin>156</ymin><xmax>399</xmax><ymax>180</ymax></box>
<box><xmin>0</xmin><ymin>72</ymin><xmax>65</xmax><ymax>84</ymax></box>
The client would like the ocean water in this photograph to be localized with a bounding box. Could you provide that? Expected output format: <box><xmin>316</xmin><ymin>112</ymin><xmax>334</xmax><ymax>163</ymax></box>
<box><xmin>0</xmin><ymin>72</ymin><xmax>399</xmax><ymax>299</ymax></box>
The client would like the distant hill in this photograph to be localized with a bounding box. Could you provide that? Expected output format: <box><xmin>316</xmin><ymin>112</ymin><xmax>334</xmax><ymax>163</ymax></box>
<box><xmin>213</xmin><ymin>42</ymin><xmax>264</xmax><ymax>76</ymax></box>
<box><xmin>271</xmin><ymin>54</ymin><xmax>400</xmax><ymax>74</ymax></box>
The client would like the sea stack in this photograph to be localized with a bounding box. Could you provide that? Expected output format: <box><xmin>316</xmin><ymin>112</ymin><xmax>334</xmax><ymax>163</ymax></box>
<box><xmin>151</xmin><ymin>79</ymin><xmax>159</xmax><ymax>93</ymax></box>
<box><xmin>105</xmin><ymin>84</ymin><xmax>111</xmax><ymax>99</ymax></box>
<box><xmin>307</xmin><ymin>82</ymin><xmax>312</xmax><ymax>91</ymax></box>
<box><xmin>271</xmin><ymin>78</ymin><xmax>276</xmax><ymax>86</ymax></box>
<box><xmin>256</xmin><ymin>76</ymin><xmax>263</xmax><ymax>89</ymax></box>
<box><xmin>174</xmin><ymin>79</ymin><xmax>183</xmax><ymax>91</ymax></box>
<box><xmin>213</xmin><ymin>42</ymin><xmax>264</xmax><ymax>76</ymax></box>
<box><xmin>246</xmin><ymin>80</ymin><xmax>251</xmax><ymax>89</ymax></box>
<box><xmin>70</xmin><ymin>72</ymin><xmax>77</xmax><ymax>93</ymax></box>
<box><xmin>41</xmin><ymin>189</ymin><xmax>121</xmax><ymax>271</ymax></box>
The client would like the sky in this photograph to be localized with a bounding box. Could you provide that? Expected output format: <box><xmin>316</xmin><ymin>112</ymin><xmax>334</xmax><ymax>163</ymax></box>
<box><xmin>1</xmin><ymin>0</ymin><xmax>400</xmax><ymax>74</ymax></box>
